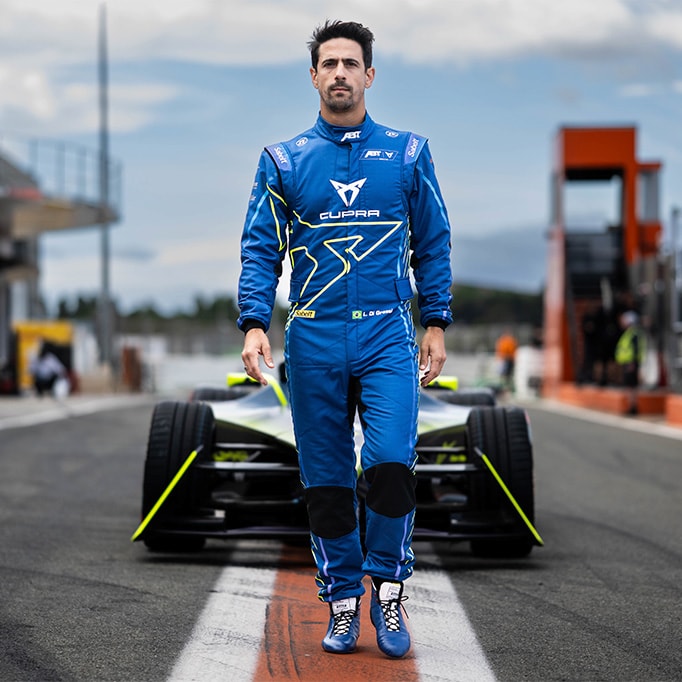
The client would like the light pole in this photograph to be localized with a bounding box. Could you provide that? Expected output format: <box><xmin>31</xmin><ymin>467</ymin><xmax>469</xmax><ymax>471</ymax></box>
<box><xmin>670</xmin><ymin>206</ymin><xmax>681</xmax><ymax>390</ymax></box>
<box><xmin>98</xmin><ymin>2</ymin><xmax>112</xmax><ymax>371</ymax></box>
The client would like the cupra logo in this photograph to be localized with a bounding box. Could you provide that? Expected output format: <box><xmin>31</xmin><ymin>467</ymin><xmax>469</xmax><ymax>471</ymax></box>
<box><xmin>330</xmin><ymin>178</ymin><xmax>366</xmax><ymax>207</ymax></box>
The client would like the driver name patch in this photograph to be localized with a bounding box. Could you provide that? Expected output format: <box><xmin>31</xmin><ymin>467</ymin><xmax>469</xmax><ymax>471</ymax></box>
<box><xmin>352</xmin><ymin>308</ymin><xmax>394</xmax><ymax>320</ymax></box>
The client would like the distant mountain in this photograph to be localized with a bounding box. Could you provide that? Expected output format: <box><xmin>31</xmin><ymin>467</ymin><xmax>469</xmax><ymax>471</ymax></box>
<box><xmin>452</xmin><ymin>224</ymin><xmax>548</xmax><ymax>294</ymax></box>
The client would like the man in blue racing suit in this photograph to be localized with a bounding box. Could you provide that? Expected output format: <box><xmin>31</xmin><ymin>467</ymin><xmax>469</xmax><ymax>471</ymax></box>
<box><xmin>238</xmin><ymin>20</ymin><xmax>453</xmax><ymax>658</ymax></box>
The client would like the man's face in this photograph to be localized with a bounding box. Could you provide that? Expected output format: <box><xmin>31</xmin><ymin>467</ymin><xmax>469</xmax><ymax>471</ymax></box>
<box><xmin>310</xmin><ymin>38</ymin><xmax>374</xmax><ymax>115</ymax></box>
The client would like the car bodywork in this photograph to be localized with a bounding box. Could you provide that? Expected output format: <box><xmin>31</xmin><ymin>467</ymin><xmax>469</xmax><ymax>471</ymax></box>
<box><xmin>133</xmin><ymin>373</ymin><xmax>542</xmax><ymax>558</ymax></box>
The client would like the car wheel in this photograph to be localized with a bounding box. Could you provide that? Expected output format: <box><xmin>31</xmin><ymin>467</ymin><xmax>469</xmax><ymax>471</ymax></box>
<box><xmin>467</xmin><ymin>406</ymin><xmax>534</xmax><ymax>558</ymax></box>
<box><xmin>436</xmin><ymin>387</ymin><xmax>497</xmax><ymax>406</ymax></box>
<box><xmin>141</xmin><ymin>400</ymin><xmax>214</xmax><ymax>552</ymax></box>
<box><xmin>189</xmin><ymin>386</ymin><xmax>251</xmax><ymax>401</ymax></box>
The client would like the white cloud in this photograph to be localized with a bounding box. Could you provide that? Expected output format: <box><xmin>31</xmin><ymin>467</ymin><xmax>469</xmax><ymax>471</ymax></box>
<box><xmin>0</xmin><ymin>66</ymin><xmax>179</xmax><ymax>135</ymax></box>
<box><xmin>370</xmin><ymin>0</ymin><xmax>637</xmax><ymax>63</ymax></box>
<box><xmin>3</xmin><ymin>1</ymin><xmax>682</xmax><ymax>68</ymax></box>
<box><xmin>619</xmin><ymin>77</ymin><xmax>682</xmax><ymax>98</ymax></box>
<box><xmin>619</xmin><ymin>83</ymin><xmax>660</xmax><ymax>98</ymax></box>
<box><xmin>645</xmin><ymin>7</ymin><xmax>682</xmax><ymax>49</ymax></box>
<box><xmin>155</xmin><ymin>236</ymin><xmax>236</xmax><ymax>266</ymax></box>
<box><xmin>110</xmin><ymin>83</ymin><xmax>180</xmax><ymax>132</ymax></box>
<box><xmin>39</xmin><ymin>231</ymin><xmax>244</xmax><ymax>314</ymax></box>
<box><xmin>1</xmin><ymin>0</ymin><xmax>681</xmax><ymax>134</ymax></box>
<box><xmin>0</xmin><ymin>64</ymin><xmax>55</xmax><ymax>121</ymax></box>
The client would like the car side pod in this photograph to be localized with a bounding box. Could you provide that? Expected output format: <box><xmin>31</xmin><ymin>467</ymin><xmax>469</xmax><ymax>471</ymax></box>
<box><xmin>473</xmin><ymin>446</ymin><xmax>544</xmax><ymax>547</ymax></box>
<box><xmin>130</xmin><ymin>444</ymin><xmax>203</xmax><ymax>542</ymax></box>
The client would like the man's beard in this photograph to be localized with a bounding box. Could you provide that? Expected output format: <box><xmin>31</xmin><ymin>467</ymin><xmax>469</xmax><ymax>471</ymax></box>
<box><xmin>323</xmin><ymin>86</ymin><xmax>354</xmax><ymax>113</ymax></box>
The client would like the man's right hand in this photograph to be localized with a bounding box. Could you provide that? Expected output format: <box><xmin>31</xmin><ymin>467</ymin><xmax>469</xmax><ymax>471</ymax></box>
<box><xmin>241</xmin><ymin>328</ymin><xmax>275</xmax><ymax>385</ymax></box>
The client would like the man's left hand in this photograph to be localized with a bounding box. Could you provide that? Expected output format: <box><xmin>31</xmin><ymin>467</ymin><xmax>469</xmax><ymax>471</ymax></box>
<box><xmin>419</xmin><ymin>326</ymin><xmax>447</xmax><ymax>387</ymax></box>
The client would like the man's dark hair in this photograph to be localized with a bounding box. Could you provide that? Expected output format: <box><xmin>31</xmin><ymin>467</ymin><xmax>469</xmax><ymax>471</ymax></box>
<box><xmin>308</xmin><ymin>20</ymin><xmax>374</xmax><ymax>69</ymax></box>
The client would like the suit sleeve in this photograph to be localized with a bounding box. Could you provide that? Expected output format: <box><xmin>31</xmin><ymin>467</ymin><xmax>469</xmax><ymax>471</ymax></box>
<box><xmin>408</xmin><ymin>142</ymin><xmax>453</xmax><ymax>329</ymax></box>
<box><xmin>237</xmin><ymin>150</ymin><xmax>290</xmax><ymax>332</ymax></box>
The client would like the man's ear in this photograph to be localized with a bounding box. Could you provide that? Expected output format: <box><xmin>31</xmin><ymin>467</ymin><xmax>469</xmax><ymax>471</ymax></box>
<box><xmin>365</xmin><ymin>66</ymin><xmax>375</xmax><ymax>89</ymax></box>
<box><xmin>310</xmin><ymin>67</ymin><xmax>319</xmax><ymax>90</ymax></box>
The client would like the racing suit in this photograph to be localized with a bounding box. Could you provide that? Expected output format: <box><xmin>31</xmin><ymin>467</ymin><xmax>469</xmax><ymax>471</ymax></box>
<box><xmin>238</xmin><ymin>113</ymin><xmax>452</xmax><ymax>602</ymax></box>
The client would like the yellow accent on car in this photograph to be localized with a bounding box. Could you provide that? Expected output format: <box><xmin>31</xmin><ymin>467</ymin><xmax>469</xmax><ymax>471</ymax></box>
<box><xmin>265</xmin><ymin>374</ymin><xmax>288</xmax><ymax>406</ymax></box>
<box><xmin>213</xmin><ymin>450</ymin><xmax>249</xmax><ymax>462</ymax></box>
<box><xmin>435</xmin><ymin>453</ymin><xmax>467</xmax><ymax>464</ymax></box>
<box><xmin>474</xmin><ymin>446</ymin><xmax>544</xmax><ymax>546</ymax></box>
<box><xmin>226</xmin><ymin>372</ymin><xmax>288</xmax><ymax>407</ymax></box>
<box><xmin>227</xmin><ymin>373</ymin><xmax>259</xmax><ymax>387</ymax></box>
<box><xmin>427</xmin><ymin>375</ymin><xmax>459</xmax><ymax>391</ymax></box>
<box><xmin>130</xmin><ymin>446</ymin><xmax>201</xmax><ymax>542</ymax></box>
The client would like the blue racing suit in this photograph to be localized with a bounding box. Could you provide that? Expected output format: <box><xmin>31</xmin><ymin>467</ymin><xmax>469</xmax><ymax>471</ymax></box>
<box><xmin>238</xmin><ymin>113</ymin><xmax>452</xmax><ymax>602</ymax></box>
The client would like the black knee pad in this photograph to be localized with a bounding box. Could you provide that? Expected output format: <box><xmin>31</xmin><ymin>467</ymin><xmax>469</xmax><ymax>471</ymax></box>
<box><xmin>304</xmin><ymin>485</ymin><xmax>357</xmax><ymax>538</ymax></box>
<box><xmin>365</xmin><ymin>463</ymin><xmax>416</xmax><ymax>517</ymax></box>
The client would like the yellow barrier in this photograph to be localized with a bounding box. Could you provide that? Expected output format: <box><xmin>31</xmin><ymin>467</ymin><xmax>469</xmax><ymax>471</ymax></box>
<box><xmin>12</xmin><ymin>320</ymin><xmax>73</xmax><ymax>391</ymax></box>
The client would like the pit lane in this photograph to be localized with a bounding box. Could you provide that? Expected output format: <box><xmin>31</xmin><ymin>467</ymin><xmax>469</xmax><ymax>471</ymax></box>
<box><xmin>0</xmin><ymin>390</ymin><xmax>681</xmax><ymax>680</ymax></box>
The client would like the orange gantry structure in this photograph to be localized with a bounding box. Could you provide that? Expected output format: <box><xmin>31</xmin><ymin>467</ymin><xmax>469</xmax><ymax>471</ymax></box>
<box><xmin>541</xmin><ymin>126</ymin><xmax>682</xmax><ymax>421</ymax></box>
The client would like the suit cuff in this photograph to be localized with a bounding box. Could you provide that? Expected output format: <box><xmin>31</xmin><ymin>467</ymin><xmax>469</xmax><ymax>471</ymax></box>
<box><xmin>241</xmin><ymin>319</ymin><xmax>267</xmax><ymax>334</ymax></box>
<box><xmin>424</xmin><ymin>318</ymin><xmax>448</xmax><ymax>330</ymax></box>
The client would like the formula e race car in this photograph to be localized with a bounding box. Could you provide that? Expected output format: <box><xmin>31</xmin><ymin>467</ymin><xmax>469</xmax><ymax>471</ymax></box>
<box><xmin>133</xmin><ymin>371</ymin><xmax>542</xmax><ymax>558</ymax></box>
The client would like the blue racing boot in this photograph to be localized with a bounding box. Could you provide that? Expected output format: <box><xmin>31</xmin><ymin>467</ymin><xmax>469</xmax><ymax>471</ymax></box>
<box><xmin>370</xmin><ymin>580</ymin><xmax>411</xmax><ymax>658</ymax></box>
<box><xmin>321</xmin><ymin>596</ymin><xmax>361</xmax><ymax>654</ymax></box>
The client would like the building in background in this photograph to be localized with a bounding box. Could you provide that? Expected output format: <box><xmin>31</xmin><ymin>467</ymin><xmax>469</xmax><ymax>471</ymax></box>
<box><xmin>0</xmin><ymin>135</ymin><xmax>121</xmax><ymax>392</ymax></box>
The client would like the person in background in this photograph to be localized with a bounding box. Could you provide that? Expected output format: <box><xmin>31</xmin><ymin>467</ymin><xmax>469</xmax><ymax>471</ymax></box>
<box><xmin>495</xmin><ymin>329</ymin><xmax>517</xmax><ymax>391</ymax></box>
<box><xmin>615</xmin><ymin>311</ymin><xmax>645</xmax><ymax>415</ymax></box>
<box><xmin>530</xmin><ymin>326</ymin><xmax>544</xmax><ymax>349</ymax></box>
<box><xmin>237</xmin><ymin>20</ymin><xmax>453</xmax><ymax>658</ymax></box>
<box><xmin>30</xmin><ymin>343</ymin><xmax>67</xmax><ymax>397</ymax></box>
<box><xmin>579</xmin><ymin>302</ymin><xmax>605</xmax><ymax>384</ymax></box>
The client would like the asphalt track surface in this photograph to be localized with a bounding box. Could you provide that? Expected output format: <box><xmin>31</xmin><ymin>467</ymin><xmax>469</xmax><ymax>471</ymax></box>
<box><xmin>0</xmin><ymin>393</ymin><xmax>681</xmax><ymax>681</ymax></box>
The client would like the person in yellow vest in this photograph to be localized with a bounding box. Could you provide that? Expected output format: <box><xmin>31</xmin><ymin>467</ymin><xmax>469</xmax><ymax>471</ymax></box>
<box><xmin>615</xmin><ymin>311</ymin><xmax>645</xmax><ymax>415</ymax></box>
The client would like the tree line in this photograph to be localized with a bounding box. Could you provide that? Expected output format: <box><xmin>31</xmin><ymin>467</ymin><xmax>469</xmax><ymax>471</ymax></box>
<box><xmin>56</xmin><ymin>283</ymin><xmax>543</xmax><ymax>332</ymax></box>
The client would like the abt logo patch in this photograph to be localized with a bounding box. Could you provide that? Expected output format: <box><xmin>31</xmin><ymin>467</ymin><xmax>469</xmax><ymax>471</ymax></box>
<box><xmin>341</xmin><ymin>130</ymin><xmax>361</xmax><ymax>142</ymax></box>
<box><xmin>363</xmin><ymin>150</ymin><xmax>397</xmax><ymax>160</ymax></box>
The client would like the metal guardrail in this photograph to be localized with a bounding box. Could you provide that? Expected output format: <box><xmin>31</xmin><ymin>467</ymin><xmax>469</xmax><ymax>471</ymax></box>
<box><xmin>0</xmin><ymin>133</ymin><xmax>122</xmax><ymax>213</ymax></box>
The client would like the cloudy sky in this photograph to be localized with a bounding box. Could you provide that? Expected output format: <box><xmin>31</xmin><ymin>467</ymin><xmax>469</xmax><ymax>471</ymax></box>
<box><xmin>1</xmin><ymin>0</ymin><xmax>681</xmax><ymax>314</ymax></box>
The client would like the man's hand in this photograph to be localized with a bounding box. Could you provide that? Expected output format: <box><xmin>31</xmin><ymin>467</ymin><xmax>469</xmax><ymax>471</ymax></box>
<box><xmin>419</xmin><ymin>326</ymin><xmax>447</xmax><ymax>388</ymax></box>
<box><xmin>241</xmin><ymin>328</ymin><xmax>275</xmax><ymax>386</ymax></box>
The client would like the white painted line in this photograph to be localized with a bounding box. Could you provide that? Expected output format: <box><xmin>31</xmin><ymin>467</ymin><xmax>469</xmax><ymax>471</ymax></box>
<box><xmin>166</xmin><ymin>540</ymin><xmax>496</xmax><ymax>682</ymax></box>
<box><xmin>0</xmin><ymin>395</ymin><xmax>152</xmax><ymax>431</ymax></box>
<box><xmin>168</xmin><ymin>557</ymin><xmax>277</xmax><ymax>682</ymax></box>
<box><xmin>410</xmin><ymin>567</ymin><xmax>497</xmax><ymax>682</ymax></box>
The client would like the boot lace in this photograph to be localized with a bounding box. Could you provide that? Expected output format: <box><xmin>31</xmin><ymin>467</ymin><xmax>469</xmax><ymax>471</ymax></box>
<box><xmin>331</xmin><ymin>608</ymin><xmax>357</xmax><ymax>636</ymax></box>
<box><xmin>378</xmin><ymin>595</ymin><xmax>409</xmax><ymax>632</ymax></box>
